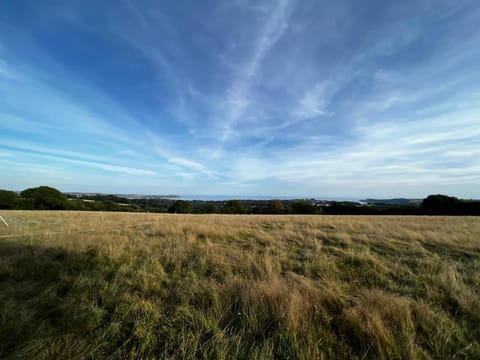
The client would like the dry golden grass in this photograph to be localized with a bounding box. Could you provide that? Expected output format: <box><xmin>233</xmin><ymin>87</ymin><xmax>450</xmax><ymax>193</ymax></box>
<box><xmin>1</xmin><ymin>211</ymin><xmax>480</xmax><ymax>359</ymax></box>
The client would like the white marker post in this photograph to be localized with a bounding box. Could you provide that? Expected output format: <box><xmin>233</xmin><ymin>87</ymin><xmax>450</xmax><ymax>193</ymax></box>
<box><xmin>0</xmin><ymin>215</ymin><xmax>8</xmax><ymax>227</ymax></box>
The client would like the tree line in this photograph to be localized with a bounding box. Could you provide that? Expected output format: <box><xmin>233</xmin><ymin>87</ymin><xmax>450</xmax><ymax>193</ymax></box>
<box><xmin>1</xmin><ymin>186</ymin><xmax>479</xmax><ymax>215</ymax></box>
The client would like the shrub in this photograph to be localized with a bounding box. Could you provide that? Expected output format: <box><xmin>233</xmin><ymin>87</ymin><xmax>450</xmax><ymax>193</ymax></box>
<box><xmin>0</xmin><ymin>189</ymin><xmax>19</xmax><ymax>209</ymax></box>
<box><xmin>20</xmin><ymin>186</ymin><xmax>67</xmax><ymax>210</ymax></box>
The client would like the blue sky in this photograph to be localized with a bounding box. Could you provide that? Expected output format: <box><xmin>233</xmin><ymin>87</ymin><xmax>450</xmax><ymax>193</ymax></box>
<box><xmin>1</xmin><ymin>0</ymin><xmax>480</xmax><ymax>198</ymax></box>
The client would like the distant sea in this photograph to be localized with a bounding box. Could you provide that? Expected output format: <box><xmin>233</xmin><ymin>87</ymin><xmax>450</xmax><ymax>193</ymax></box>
<box><xmin>177</xmin><ymin>195</ymin><xmax>358</xmax><ymax>202</ymax></box>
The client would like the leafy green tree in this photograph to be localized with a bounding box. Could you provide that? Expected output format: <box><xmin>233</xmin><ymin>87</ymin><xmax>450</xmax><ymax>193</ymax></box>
<box><xmin>99</xmin><ymin>200</ymin><xmax>124</xmax><ymax>211</ymax></box>
<box><xmin>421</xmin><ymin>194</ymin><xmax>459</xmax><ymax>215</ymax></box>
<box><xmin>198</xmin><ymin>203</ymin><xmax>219</xmax><ymax>214</ymax></box>
<box><xmin>20</xmin><ymin>186</ymin><xmax>68</xmax><ymax>210</ymax></box>
<box><xmin>267</xmin><ymin>199</ymin><xmax>284</xmax><ymax>214</ymax></box>
<box><xmin>0</xmin><ymin>190</ymin><xmax>19</xmax><ymax>209</ymax></box>
<box><xmin>223</xmin><ymin>200</ymin><xmax>246</xmax><ymax>214</ymax></box>
<box><xmin>67</xmin><ymin>199</ymin><xmax>86</xmax><ymax>210</ymax></box>
<box><xmin>290</xmin><ymin>201</ymin><xmax>317</xmax><ymax>214</ymax></box>
<box><xmin>168</xmin><ymin>200</ymin><xmax>191</xmax><ymax>213</ymax></box>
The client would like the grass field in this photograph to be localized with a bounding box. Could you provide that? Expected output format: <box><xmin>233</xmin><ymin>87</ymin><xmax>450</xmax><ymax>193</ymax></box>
<box><xmin>1</xmin><ymin>211</ymin><xmax>479</xmax><ymax>359</ymax></box>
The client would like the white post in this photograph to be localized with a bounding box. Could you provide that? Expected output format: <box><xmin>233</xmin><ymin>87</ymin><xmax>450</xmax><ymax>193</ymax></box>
<box><xmin>0</xmin><ymin>215</ymin><xmax>8</xmax><ymax>227</ymax></box>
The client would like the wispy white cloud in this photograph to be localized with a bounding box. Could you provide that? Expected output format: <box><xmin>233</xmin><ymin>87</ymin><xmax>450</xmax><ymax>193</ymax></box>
<box><xmin>0</xmin><ymin>58</ymin><xmax>19</xmax><ymax>80</ymax></box>
<box><xmin>0</xmin><ymin>143</ymin><xmax>157</xmax><ymax>176</ymax></box>
<box><xmin>293</xmin><ymin>82</ymin><xmax>331</xmax><ymax>119</ymax></box>
<box><xmin>122</xmin><ymin>0</ymin><xmax>150</xmax><ymax>31</ymax></box>
<box><xmin>220</xmin><ymin>0</ymin><xmax>292</xmax><ymax>143</ymax></box>
<box><xmin>0</xmin><ymin>56</ymin><xmax>219</xmax><ymax>181</ymax></box>
<box><xmin>224</xmin><ymin>101</ymin><xmax>480</xmax><ymax>197</ymax></box>
<box><xmin>64</xmin><ymin>157</ymin><xmax>157</xmax><ymax>176</ymax></box>
<box><xmin>168</xmin><ymin>157</ymin><xmax>215</xmax><ymax>178</ymax></box>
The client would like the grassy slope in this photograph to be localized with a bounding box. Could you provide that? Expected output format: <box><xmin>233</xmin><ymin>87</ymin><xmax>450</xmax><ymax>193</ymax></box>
<box><xmin>0</xmin><ymin>211</ymin><xmax>479</xmax><ymax>359</ymax></box>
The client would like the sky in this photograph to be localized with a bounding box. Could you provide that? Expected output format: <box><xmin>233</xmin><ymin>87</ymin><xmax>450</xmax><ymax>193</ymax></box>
<box><xmin>0</xmin><ymin>0</ymin><xmax>480</xmax><ymax>198</ymax></box>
